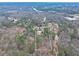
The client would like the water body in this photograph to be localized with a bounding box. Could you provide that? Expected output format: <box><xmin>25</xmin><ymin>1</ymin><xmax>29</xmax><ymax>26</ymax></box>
<box><xmin>0</xmin><ymin>2</ymin><xmax>79</xmax><ymax>7</ymax></box>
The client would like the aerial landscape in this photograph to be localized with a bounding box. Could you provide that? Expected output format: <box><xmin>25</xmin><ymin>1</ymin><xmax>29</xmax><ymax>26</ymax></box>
<box><xmin>0</xmin><ymin>2</ymin><xmax>79</xmax><ymax>56</ymax></box>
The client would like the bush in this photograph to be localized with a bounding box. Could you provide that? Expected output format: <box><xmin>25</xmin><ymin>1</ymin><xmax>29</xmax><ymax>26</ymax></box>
<box><xmin>70</xmin><ymin>28</ymin><xmax>77</xmax><ymax>40</ymax></box>
<box><xmin>16</xmin><ymin>33</ymin><xmax>26</xmax><ymax>44</ymax></box>
<box><xmin>15</xmin><ymin>32</ymin><xmax>27</xmax><ymax>51</ymax></box>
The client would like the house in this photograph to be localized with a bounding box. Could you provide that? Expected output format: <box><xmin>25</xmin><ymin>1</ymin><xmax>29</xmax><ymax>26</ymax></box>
<box><xmin>48</xmin><ymin>22</ymin><xmax>59</xmax><ymax>34</ymax></box>
<box><xmin>52</xmin><ymin>23</ymin><xmax>59</xmax><ymax>34</ymax></box>
<box><xmin>8</xmin><ymin>17</ymin><xmax>18</xmax><ymax>23</ymax></box>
